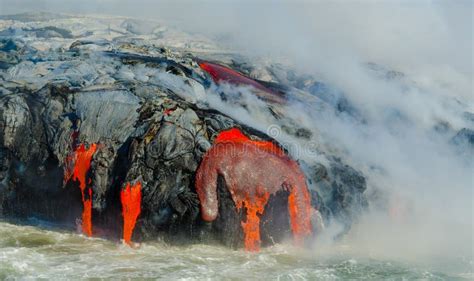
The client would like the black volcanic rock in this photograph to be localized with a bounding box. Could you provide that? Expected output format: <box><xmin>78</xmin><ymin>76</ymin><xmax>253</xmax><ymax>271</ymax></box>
<box><xmin>0</xmin><ymin>14</ymin><xmax>369</xmax><ymax>248</ymax></box>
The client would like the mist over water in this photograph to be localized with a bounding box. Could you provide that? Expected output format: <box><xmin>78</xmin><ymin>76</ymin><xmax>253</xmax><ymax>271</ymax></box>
<box><xmin>0</xmin><ymin>221</ymin><xmax>471</xmax><ymax>279</ymax></box>
<box><xmin>0</xmin><ymin>0</ymin><xmax>472</xmax><ymax>278</ymax></box>
<box><xmin>184</xmin><ymin>1</ymin><xmax>473</xmax><ymax>265</ymax></box>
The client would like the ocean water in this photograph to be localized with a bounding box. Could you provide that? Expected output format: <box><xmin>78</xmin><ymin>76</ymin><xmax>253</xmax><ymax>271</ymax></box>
<box><xmin>0</xmin><ymin>221</ymin><xmax>471</xmax><ymax>280</ymax></box>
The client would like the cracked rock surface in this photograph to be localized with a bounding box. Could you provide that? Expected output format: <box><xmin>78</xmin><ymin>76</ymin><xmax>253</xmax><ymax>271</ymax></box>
<box><xmin>0</xmin><ymin>13</ymin><xmax>369</xmax><ymax>247</ymax></box>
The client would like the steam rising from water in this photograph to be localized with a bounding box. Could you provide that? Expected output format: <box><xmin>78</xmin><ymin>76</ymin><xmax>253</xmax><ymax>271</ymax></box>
<box><xmin>3</xmin><ymin>221</ymin><xmax>469</xmax><ymax>279</ymax></box>
<box><xmin>1</xmin><ymin>0</ymin><xmax>472</xmax><ymax>268</ymax></box>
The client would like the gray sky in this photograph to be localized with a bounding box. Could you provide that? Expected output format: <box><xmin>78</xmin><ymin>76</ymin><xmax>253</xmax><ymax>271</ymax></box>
<box><xmin>0</xmin><ymin>1</ymin><xmax>470</xmax><ymax>76</ymax></box>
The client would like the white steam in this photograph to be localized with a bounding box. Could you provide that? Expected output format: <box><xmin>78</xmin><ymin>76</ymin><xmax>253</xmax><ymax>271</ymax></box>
<box><xmin>1</xmin><ymin>0</ymin><xmax>472</xmax><ymax>266</ymax></box>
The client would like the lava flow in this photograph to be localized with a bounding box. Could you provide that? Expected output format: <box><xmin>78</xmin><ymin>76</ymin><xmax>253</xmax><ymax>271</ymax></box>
<box><xmin>121</xmin><ymin>181</ymin><xmax>142</xmax><ymax>245</ymax></box>
<box><xmin>288</xmin><ymin>184</ymin><xmax>312</xmax><ymax>244</ymax></box>
<box><xmin>236</xmin><ymin>191</ymin><xmax>270</xmax><ymax>252</ymax></box>
<box><xmin>65</xmin><ymin>143</ymin><xmax>98</xmax><ymax>237</ymax></box>
<box><xmin>195</xmin><ymin>128</ymin><xmax>313</xmax><ymax>251</ymax></box>
<box><xmin>199</xmin><ymin>61</ymin><xmax>285</xmax><ymax>104</ymax></box>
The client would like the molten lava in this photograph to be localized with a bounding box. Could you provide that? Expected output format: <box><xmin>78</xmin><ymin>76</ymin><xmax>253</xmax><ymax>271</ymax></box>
<box><xmin>195</xmin><ymin>128</ymin><xmax>313</xmax><ymax>251</ymax></box>
<box><xmin>199</xmin><ymin>61</ymin><xmax>285</xmax><ymax>104</ymax></box>
<box><xmin>82</xmin><ymin>188</ymin><xmax>93</xmax><ymax>237</ymax></box>
<box><xmin>121</xmin><ymin>181</ymin><xmax>142</xmax><ymax>245</ymax></box>
<box><xmin>235</xmin><ymin>191</ymin><xmax>270</xmax><ymax>252</ymax></box>
<box><xmin>64</xmin><ymin>143</ymin><xmax>98</xmax><ymax>237</ymax></box>
<box><xmin>288</xmin><ymin>185</ymin><xmax>312</xmax><ymax>244</ymax></box>
<box><xmin>163</xmin><ymin>108</ymin><xmax>175</xmax><ymax>116</ymax></box>
<box><xmin>213</xmin><ymin>128</ymin><xmax>285</xmax><ymax>155</ymax></box>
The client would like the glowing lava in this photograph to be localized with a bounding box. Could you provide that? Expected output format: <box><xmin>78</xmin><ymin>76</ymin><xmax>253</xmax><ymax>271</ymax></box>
<box><xmin>199</xmin><ymin>61</ymin><xmax>285</xmax><ymax>104</ymax></box>
<box><xmin>195</xmin><ymin>128</ymin><xmax>313</xmax><ymax>251</ymax></box>
<box><xmin>82</xmin><ymin>188</ymin><xmax>93</xmax><ymax>237</ymax></box>
<box><xmin>121</xmin><ymin>181</ymin><xmax>142</xmax><ymax>245</ymax></box>
<box><xmin>236</xmin><ymin>191</ymin><xmax>270</xmax><ymax>252</ymax></box>
<box><xmin>65</xmin><ymin>143</ymin><xmax>98</xmax><ymax>237</ymax></box>
<box><xmin>288</xmin><ymin>184</ymin><xmax>312</xmax><ymax>244</ymax></box>
<box><xmin>163</xmin><ymin>108</ymin><xmax>175</xmax><ymax>116</ymax></box>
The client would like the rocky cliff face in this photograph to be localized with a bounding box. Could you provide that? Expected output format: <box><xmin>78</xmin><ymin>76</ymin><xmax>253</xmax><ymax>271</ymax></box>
<box><xmin>0</xmin><ymin>13</ymin><xmax>368</xmax><ymax>249</ymax></box>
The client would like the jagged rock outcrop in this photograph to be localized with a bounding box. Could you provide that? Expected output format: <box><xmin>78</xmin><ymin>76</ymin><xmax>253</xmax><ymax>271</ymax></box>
<box><xmin>0</xmin><ymin>13</ymin><xmax>369</xmax><ymax>248</ymax></box>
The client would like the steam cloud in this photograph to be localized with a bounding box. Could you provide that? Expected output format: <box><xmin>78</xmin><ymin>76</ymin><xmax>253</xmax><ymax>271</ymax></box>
<box><xmin>1</xmin><ymin>0</ymin><xmax>472</xmax><ymax>265</ymax></box>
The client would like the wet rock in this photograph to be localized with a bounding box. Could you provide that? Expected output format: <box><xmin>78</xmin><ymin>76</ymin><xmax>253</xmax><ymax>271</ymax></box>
<box><xmin>0</xmin><ymin>13</ymin><xmax>369</xmax><ymax>248</ymax></box>
<box><xmin>0</xmin><ymin>39</ymin><xmax>18</xmax><ymax>52</ymax></box>
<box><xmin>0</xmin><ymin>53</ymin><xmax>18</xmax><ymax>70</ymax></box>
<box><xmin>90</xmin><ymin>145</ymin><xmax>116</xmax><ymax>210</ymax></box>
<box><xmin>0</xmin><ymin>92</ymin><xmax>30</xmax><ymax>150</ymax></box>
<box><xmin>327</xmin><ymin>159</ymin><xmax>368</xmax><ymax>236</ymax></box>
<box><xmin>74</xmin><ymin>90</ymin><xmax>140</xmax><ymax>144</ymax></box>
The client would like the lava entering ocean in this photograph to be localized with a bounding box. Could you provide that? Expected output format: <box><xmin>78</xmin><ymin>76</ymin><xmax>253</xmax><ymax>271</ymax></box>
<box><xmin>195</xmin><ymin>128</ymin><xmax>313</xmax><ymax>251</ymax></box>
<box><xmin>121</xmin><ymin>181</ymin><xmax>142</xmax><ymax>245</ymax></box>
<box><xmin>288</xmin><ymin>184</ymin><xmax>312</xmax><ymax>244</ymax></box>
<box><xmin>64</xmin><ymin>143</ymin><xmax>98</xmax><ymax>237</ymax></box>
<box><xmin>236</xmin><ymin>191</ymin><xmax>270</xmax><ymax>252</ymax></box>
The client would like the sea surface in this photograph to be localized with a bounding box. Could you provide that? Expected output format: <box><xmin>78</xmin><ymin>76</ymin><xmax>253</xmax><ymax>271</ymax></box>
<box><xmin>0</xmin><ymin>221</ymin><xmax>471</xmax><ymax>280</ymax></box>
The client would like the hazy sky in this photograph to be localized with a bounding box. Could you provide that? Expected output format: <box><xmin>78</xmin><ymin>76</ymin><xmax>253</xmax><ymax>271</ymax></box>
<box><xmin>1</xmin><ymin>1</ymin><xmax>471</xmax><ymax>76</ymax></box>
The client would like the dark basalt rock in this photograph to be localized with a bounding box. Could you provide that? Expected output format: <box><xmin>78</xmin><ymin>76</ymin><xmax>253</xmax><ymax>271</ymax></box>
<box><xmin>327</xmin><ymin>159</ymin><xmax>368</xmax><ymax>236</ymax></box>
<box><xmin>0</xmin><ymin>22</ymin><xmax>369</xmax><ymax>247</ymax></box>
<box><xmin>0</xmin><ymin>82</ymin><xmax>367</xmax><ymax>245</ymax></box>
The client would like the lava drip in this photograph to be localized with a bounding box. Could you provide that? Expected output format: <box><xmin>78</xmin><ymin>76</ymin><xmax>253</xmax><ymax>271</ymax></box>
<box><xmin>82</xmin><ymin>188</ymin><xmax>93</xmax><ymax>237</ymax></box>
<box><xmin>288</xmin><ymin>184</ymin><xmax>312</xmax><ymax>244</ymax></box>
<box><xmin>65</xmin><ymin>143</ymin><xmax>98</xmax><ymax>237</ymax></box>
<box><xmin>120</xmin><ymin>181</ymin><xmax>142</xmax><ymax>245</ymax></box>
<box><xmin>235</xmin><ymin>191</ymin><xmax>270</xmax><ymax>252</ymax></box>
<box><xmin>195</xmin><ymin>127</ymin><xmax>313</xmax><ymax>251</ymax></box>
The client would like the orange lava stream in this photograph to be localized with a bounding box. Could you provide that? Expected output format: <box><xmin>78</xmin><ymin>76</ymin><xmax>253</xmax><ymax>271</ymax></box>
<box><xmin>65</xmin><ymin>143</ymin><xmax>98</xmax><ymax>237</ymax></box>
<box><xmin>82</xmin><ymin>188</ymin><xmax>93</xmax><ymax>237</ymax></box>
<box><xmin>121</xmin><ymin>181</ymin><xmax>142</xmax><ymax>245</ymax></box>
<box><xmin>214</xmin><ymin>128</ymin><xmax>285</xmax><ymax>156</ymax></box>
<box><xmin>235</xmin><ymin>191</ymin><xmax>270</xmax><ymax>252</ymax></box>
<box><xmin>215</xmin><ymin>129</ymin><xmax>285</xmax><ymax>251</ymax></box>
<box><xmin>198</xmin><ymin>61</ymin><xmax>287</xmax><ymax>104</ymax></box>
<box><xmin>288</xmin><ymin>184</ymin><xmax>312</xmax><ymax>245</ymax></box>
<box><xmin>198</xmin><ymin>62</ymin><xmax>274</xmax><ymax>94</ymax></box>
<box><xmin>196</xmin><ymin>128</ymin><xmax>314</xmax><ymax>251</ymax></box>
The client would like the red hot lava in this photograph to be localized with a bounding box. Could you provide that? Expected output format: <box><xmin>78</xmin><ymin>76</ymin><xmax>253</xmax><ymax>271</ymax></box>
<box><xmin>195</xmin><ymin>128</ymin><xmax>313</xmax><ymax>251</ymax></box>
<box><xmin>236</xmin><ymin>191</ymin><xmax>270</xmax><ymax>251</ymax></box>
<box><xmin>121</xmin><ymin>181</ymin><xmax>142</xmax><ymax>245</ymax></box>
<box><xmin>65</xmin><ymin>143</ymin><xmax>98</xmax><ymax>237</ymax></box>
<box><xmin>199</xmin><ymin>61</ymin><xmax>285</xmax><ymax>104</ymax></box>
<box><xmin>163</xmin><ymin>108</ymin><xmax>175</xmax><ymax>116</ymax></box>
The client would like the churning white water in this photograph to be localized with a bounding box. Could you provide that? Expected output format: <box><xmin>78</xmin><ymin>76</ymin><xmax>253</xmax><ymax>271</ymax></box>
<box><xmin>0</xmin><ymin>221</ymin><xmax>471</xmax><ymax>280</ymax></box>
